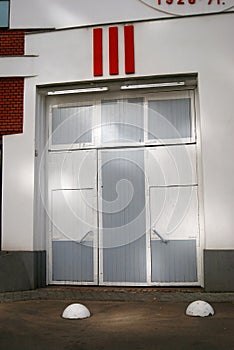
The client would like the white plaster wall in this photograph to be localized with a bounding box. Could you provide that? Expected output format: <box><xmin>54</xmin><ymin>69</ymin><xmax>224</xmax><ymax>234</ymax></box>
<box><xmin>10</xmin><ymin>0</ymin><xmax>234</xmax><ymax>29</ymax></box>
<box><xmin>133</xmin><ymin>15</ymin><xmax>234</xmax><ymax>248</ymax></box>
<box><xmin>2</xmin><ymin>78</ymin><xmax>36</xmax><ymax>251</ymax></box>
<box><xmin>25</xmin><ymin>28</ymin><xmax>94</xmax><ymax>84</ymax></box>
<box><xmin>198</xmin><ymin>69</ymin><xmax>234</xmax><ymax>249</ymax></box>
<box><xmin>2</xmin><ymin>13</ymin><xmax>234</xmax><ymax>250</ymax></box>
<box><xmin>10</xmin><ymin>0</ymin><xmax>165</xmax><ymax>29</ymax></box>
<box><xmin>0</xmin><ymin>56</ymin><xmax>38</xmax><ymax>77</ymax></box>
<box><xmin>2</xmin><ymin>135</ymin><xmax>34</xmax><ymax>250</ymax></box>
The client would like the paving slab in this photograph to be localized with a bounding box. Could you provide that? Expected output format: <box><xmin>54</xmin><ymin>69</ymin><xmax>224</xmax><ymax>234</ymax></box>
<box><xmin>0</xmin><ymin>286</ymin><xmax>234</xmax><ymax>303</ymax></box>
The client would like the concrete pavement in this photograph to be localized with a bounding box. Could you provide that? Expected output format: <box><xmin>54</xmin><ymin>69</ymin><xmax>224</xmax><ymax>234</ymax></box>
<box><xmin>0</xmin><ymin>299</ymin><xmax>233</xmax><ymax>350</ymax></box>
<box><xmin>0</xmin><ymin>287</ymin><xmax>234</xmax><ymax>349</ymax></box>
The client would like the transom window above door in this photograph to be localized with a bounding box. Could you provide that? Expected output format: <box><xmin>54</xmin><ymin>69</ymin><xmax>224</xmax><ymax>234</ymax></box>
<box><xmin>49</xmin><ymin>90</ymin><xmax>195</xmax><ymax>150</ymax></box>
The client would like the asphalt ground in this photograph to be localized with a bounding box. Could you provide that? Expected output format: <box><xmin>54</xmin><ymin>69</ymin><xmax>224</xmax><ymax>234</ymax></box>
<box><xmin>0</xmin><ymin>299</ymin><xmax>233</xmax><ymax>350</ymax></box>
<box><xmin>0</xmin><ymin>287</ymin><xmax>234</xmax><ymax>350</ymax></box>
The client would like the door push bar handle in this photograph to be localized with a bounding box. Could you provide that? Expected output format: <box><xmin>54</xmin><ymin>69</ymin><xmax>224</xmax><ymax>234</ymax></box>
<box><xmin>152</xmin><ymin>228</ymin><xmax>169</xmax><ymax>244</ymax></box>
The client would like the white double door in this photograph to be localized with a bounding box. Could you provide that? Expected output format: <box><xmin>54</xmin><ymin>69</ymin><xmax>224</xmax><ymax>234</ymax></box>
<box><xmin>48</xmin><ymin>145</ymin><xmax>200</xmax><ymax>286</ymax></box>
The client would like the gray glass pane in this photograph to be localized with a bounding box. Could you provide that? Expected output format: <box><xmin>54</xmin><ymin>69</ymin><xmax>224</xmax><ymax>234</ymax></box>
<box><xmin>101</xmin><ymin>98</ymin><xmax>144</xmax><ymax>143</ymax></box>
<box><xmin>52</xmin><ymin>106</ymin><xmax>92</xmax><ymax>145</ymax></box>
<box><xmin>148</xmin><ymin>98</ymin><xmax>191</xmax><ymax>140</ymax></box>
<box><xmin>0</xmin><ymin>1</ymin><xmax>9</xmax><ymax>27</ymax></box>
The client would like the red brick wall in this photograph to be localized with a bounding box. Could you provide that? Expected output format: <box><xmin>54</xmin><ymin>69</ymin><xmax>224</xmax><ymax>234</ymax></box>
<box><xmin>0</xmin><ymin>78</ymin><xmax>24</xmax><ymax>137</ymax></box>
<box><xmin>0</xmin><ymin>30</ymin><xmax>25</xmax><ymax>56</ymax></box>
<box><xmin>0</xmin><ymin>30</ymin><xmax>25</xmax><ymax>139</ymax></box>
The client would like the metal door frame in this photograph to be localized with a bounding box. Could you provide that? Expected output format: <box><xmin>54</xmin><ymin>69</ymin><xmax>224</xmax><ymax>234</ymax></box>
<box><xmin>146</xmin><ymin>184</ymin><xmax>201</xmax><ymax>286</ymax></box>
<box><xmin>45</xmin><ymin>86</ymin><xmax>203</xmax><ymax>286</ymax></box>
<box><xmin>144</xmin><ymin>142</ymin><xmax>202</xmax><ymax>286</ymax></box>
<box><xmin>48</xmin><ymin>146</ymin><xmax>201</xmax><ymax>287</ymax></box>
<box><xmin>48</xmin><ymin>149</ymin><xmax>99</xmax><ymax>286</ymax></box>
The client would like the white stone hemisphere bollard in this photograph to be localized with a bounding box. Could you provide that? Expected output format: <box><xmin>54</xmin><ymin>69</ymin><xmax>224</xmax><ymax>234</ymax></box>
<box><xmin>62</xmin><ymin>303</ymin><xmax>91</xmax><ymax>319</ymax></box>
<box><xmin>186</xmin><ymin>300</ymin><xmax>215</xmax><ymax>317</ymax></box>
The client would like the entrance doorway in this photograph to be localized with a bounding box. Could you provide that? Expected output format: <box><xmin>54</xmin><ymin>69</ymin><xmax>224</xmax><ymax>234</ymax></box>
<box><xmin>46</xmin><ymin>88</ymin><xmax>200</xmax><ymax>286</ymax></box>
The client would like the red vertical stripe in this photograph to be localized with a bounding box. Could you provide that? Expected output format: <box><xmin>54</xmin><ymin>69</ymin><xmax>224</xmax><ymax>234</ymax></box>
<box><xmin>109</xmin><ymin>27</ymin><xmax>119</xmax><ymax>75</ymax></box>
<box><xmin>93</xmin><ymin>28</ymin><xmax>103</xmax><ymax>76</ymax></box>
<box><xmin>124</xmin><ymin>25</ymin><xmax>135</xmax><ymax>74</ymax></box>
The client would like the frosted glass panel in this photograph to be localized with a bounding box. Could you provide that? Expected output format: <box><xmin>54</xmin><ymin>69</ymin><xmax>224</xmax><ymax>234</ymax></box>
<box><xmin>150</xmin><ymin>186</ymin><xmax>199</xmax><ymax>240</ymax></box>
<box><xmin>52</xmin><ymin>106</ymin><xmax>92</xmax><ymax>145</ymax></box>
<box><xmin>52</xmin><ymin>189</ymin><xmax>95</xmax><ymax>243</ymax></box>
<box><xmin>101</xmin><ymin>98</ymin><xmax>144</xmax><ymax>143</ymax></box>
<box><xmin>148</xmin><ymin>98</ymin><xmax>191</xmax><ymax>140</ymax></box>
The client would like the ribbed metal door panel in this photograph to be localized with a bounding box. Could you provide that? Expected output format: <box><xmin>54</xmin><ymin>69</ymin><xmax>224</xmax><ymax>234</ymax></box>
<box><xmin>100</xmin><ymin>149</ymin><xmax>147</xmax><ymax>283</ymax></box>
